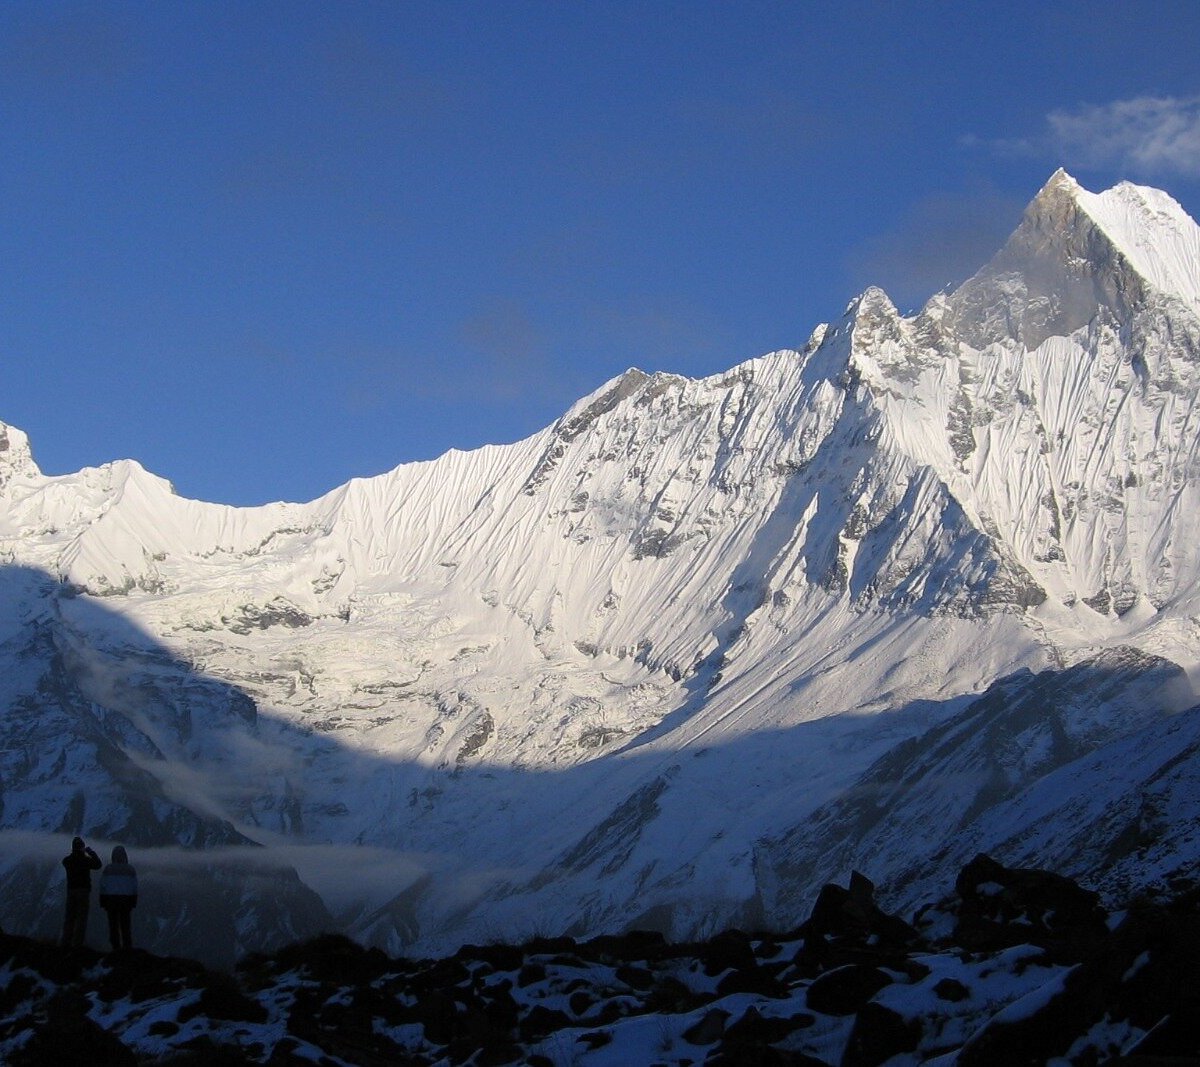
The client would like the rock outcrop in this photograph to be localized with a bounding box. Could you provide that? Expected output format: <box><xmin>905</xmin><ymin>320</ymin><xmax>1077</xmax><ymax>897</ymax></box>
<box><xmin>2</xmin><ymin>857</ymin><xmax>1197</xmax><ymax>1065</ymax></box>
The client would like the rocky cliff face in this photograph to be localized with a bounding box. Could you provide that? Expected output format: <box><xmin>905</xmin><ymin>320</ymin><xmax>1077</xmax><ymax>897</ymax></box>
<box><xmin>1</xmin><ymin>172</ymin><xmax>1199</xmax><ymax>963</ymax></box>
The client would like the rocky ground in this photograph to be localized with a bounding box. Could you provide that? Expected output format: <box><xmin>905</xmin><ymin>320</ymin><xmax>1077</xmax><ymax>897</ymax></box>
<box><xmin>1</xmin><ymin>855</ymin><xmax>1198</xmax><ymax>1065</ymax></box>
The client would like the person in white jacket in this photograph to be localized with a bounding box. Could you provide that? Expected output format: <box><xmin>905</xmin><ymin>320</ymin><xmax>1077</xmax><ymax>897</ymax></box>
<box><xmin>98</xmin><ymin>845</ymin><xmax>138</xmax><ymax>951</ymax></box>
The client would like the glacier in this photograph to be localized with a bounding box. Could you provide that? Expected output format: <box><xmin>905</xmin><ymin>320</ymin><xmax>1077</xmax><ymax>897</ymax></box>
<box><xmin>2</xmin><ymin>170</ymin><xmax>1200</xmax><ymax>965</ymax></box>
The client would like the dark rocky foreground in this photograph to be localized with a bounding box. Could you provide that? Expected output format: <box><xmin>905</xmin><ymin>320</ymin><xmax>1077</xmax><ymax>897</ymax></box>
<box><xmin>2</xmin><ymin>856</ymin><xmax>1198</xmax><ymax>1065</ymax></box>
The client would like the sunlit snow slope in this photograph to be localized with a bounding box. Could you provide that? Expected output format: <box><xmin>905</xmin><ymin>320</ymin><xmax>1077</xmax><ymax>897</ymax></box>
<box><xmin>2</xmin><ymin>171</ymin><xmax>1200</xmax><ymax>963</ymax></box>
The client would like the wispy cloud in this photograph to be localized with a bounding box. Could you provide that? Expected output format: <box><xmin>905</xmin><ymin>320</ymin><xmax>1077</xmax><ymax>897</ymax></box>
<box><xmin>0</xmin><ymin>830</ymin><xmax>518</xmax><ymax>917</ymax></box>
<box><xmin>576</xmin><ymin>297</ymin><xmax>730</xmax><ymax>374</ymax></box>
<box><xmin>966</xmin><ymin>95</ymin><xmax>1200</xmax><ymax>179</ymax></box>
<box><xmin>0</xmin><ymin>8</ymin><xmax>138</xmax><ymax>94</ymax></box>
<box><xmin>1046</xmin><ymin>96</ymin><xmax>1200</xmax><ymax>177</ymax></box>
<box><xmin>458</xmin><ymin>300</ymin><xmax>549</xmax><ymax>400</ymax></box>
<box><xmin>844</xmin><ymin>189</ymin><xmax>1025</xmax><ymax>310</ymax></box>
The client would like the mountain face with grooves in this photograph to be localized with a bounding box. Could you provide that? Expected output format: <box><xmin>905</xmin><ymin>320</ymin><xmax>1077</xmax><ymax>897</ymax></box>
<box><xmin>3</xmin><ymin>172</ymin><xmax>1200</xmax><ymax>965</ymax></box>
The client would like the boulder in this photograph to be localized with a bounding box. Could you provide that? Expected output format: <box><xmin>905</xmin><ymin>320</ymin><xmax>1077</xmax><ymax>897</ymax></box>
<box><xmin>805</xmin><ymin>964</ymin><xmax>893</xmax><ymax>1016</ymax></box>
<box><xmin>804</xmin><ymin>871</ymin><xmax>917</xmax><ymax>949</ymax></box>
<box><xmin>954</xmin><ymin>853</ymin><xmax>1108</xmax><ymax>955</ymax></box>
<box><xmin>842</xmin><ymin>1002</ymin><xmax>922</xmax><ymax>1067</ymax></box>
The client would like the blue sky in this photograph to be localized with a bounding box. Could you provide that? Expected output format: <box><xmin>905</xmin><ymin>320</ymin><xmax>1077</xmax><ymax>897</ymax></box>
<box><xmin>3</xmin><ymin>1</ymin><xmax>1200</xmax><ymax>505</ymax></box>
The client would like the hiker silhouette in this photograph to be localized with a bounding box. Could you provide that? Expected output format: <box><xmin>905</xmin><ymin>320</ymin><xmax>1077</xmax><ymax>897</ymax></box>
<box><xmin>61</xmin><ymin>836</ymin><xmax>102</xmax><ymax>947</ymax></box>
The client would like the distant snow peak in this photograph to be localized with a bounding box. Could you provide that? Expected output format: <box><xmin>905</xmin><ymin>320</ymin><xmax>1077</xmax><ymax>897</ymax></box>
<box><xmin>941</xmin><ymin>170</ymin><xmax>1200</xmax><ymax>351</ymax></box>
<box><xmin>1075</xmin><ymin>179</ymin><xmax>1200</xmax><ymax>311</ymax></box>
<box><xmin>0</xmin><ymin>421</ymin><xmax>39</xmax><ymax>486</ymax></box>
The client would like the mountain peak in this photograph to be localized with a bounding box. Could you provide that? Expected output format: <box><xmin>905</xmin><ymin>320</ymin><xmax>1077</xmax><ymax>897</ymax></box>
<box><xmin>0</xmin><ymin>421</ymin><xmax>40</xmax><ymax>487</ymax></box>
<box><xmin>944</xmin><ymin>171</ymin><xmax>1200</xmax><ymax>349</ymax></box>
<box><xmin>1013</xmin><ymin>167</ymin><xmax>1085</xmax><ymax>228</ymax></box>
<box><xmin>1072</xmin><ymin>178</ymin><xmax>1200</xmax><ymax>310</ymax></box>
<box><xmin>1024</xmin><ymin>169</ymin><xmax>1200</xmax><ymax>308</ymax></box>
<box><xmin>1039</xmin><ymin>166</ymin><xmax>1080</xmax><ymax>197</ymax></box>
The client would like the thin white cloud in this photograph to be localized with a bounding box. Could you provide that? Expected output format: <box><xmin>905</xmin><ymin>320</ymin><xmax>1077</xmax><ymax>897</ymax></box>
<box><xmin>1046</xmin><ymin>96</ymin><xmax>1200</xmax><ymax>178</ymax></box>
<box><xmin>967</xmin><ymin>96</ymin><xmax>1200</xmax><ymax>179</ymax></box>
<box><xmin>0</xmin><ymin>830</ymin><xmax>535</xmax><ymax>921</ymax></box>
<box><xmin>843</xmin><ymin>188</ymin><xmax>1025</xmax><ymax>309</ymax></box>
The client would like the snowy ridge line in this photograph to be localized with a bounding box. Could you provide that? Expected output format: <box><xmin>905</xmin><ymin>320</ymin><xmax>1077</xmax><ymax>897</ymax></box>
<box><xmin>1069</xmin><ymin>170</ymin><xmax>1200</xmax><ymax>311</ymax></box>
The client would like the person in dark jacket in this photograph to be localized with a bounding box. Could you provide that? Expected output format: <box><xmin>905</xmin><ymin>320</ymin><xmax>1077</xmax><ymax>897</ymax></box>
<box><xmin>98</xmin><ymin>845</ymin><xmax>138</xmax><ymax>951</ymax></box>
<box><xmin>61</xmin><ymin>836</ymin><xmax>102</xmax><ymax>947</ymax></box>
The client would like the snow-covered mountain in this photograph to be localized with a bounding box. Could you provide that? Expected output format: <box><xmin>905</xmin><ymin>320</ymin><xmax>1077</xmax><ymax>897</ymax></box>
<box><xmin>3</xmin><ymin>170</ymin><xmax>1200</xmax><ymax>965</ymax></box>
